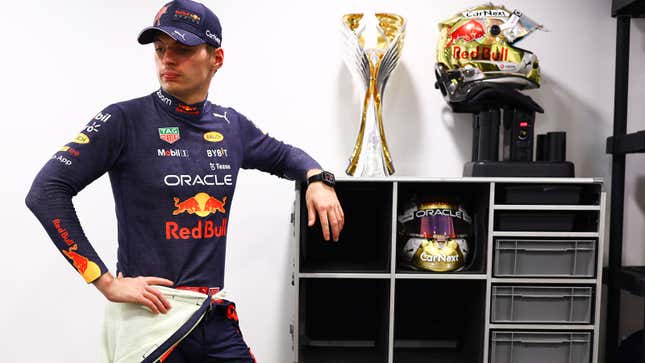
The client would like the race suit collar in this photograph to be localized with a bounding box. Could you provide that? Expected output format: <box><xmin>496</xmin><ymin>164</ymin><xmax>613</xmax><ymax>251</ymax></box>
<box><xmin>153</xmin><ymin>88</ymin><xmax>207</xmax><ymax>120</ymax></box>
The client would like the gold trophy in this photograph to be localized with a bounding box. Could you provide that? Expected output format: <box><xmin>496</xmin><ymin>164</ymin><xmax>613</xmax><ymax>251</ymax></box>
<box><xmin>342</xmin><ymin>13</ymin><xmax>406</xmax><ymax>176</ymax></box>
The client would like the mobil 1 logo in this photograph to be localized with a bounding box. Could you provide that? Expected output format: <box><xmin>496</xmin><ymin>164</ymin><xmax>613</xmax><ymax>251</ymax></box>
<box><xmin>157</xmin><ymin>148</ymin><xmax>190</xmax><ymax>158</ymax></box>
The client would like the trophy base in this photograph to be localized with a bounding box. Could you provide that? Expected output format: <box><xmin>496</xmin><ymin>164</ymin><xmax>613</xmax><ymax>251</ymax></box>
<box><xmin>463</xmin><ymin>161</ymin><xmax>575</xmax><ymax>177</ymax></box>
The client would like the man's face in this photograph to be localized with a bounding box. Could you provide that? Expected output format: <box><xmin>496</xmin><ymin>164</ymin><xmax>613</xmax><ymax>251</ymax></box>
<box><xmin>153</xmin><ymin>33</ymin><xmax>223</xmax><ymax>102</ymax></box>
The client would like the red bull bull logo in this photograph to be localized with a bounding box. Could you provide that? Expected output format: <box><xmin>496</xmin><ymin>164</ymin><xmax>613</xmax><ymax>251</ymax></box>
<box><xmin>446</xmin><ymin>19</ymin><xmax>486</xmax><ymax>48</ymax></box>
<box><xmin>63</xmin><ymin>244</ymin><xmax>89</xmax><ymax>274</ymax></box>
<box><xmin>53</xmin><ymin>218</ymin><xmax>101</xmax><ymax>282</ymax></box>
<box><xmin>173</xmin><ymin>192</ymin><xmax>227</xmax><ymax>217</ymax></box>
<box><xmin>175</xmin><ymin>103</ymin><xmax>200</xmax><ymax>115</ymax></box>
<box><xmin>175</xmin><ymin>9</ymin><xmax>201</xmax><ymax>24</ymax></box>
<box><xmin>167</xmin><ymin>193</ymin><xmax>229</xmax><ymax>240</ymax></box>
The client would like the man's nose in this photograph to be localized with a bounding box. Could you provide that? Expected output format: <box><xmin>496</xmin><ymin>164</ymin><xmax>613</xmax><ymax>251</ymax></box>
<box><xmin>161</xmin><ymin>49</ymin><xmax>177</xmax><ymax>64</ymax></box>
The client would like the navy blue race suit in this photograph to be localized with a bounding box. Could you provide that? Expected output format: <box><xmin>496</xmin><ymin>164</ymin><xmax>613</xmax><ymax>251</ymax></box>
<box><xmin>26</xmin><ymin>88</ymin><xmax>320</xmax><ymax>361</ymax></box>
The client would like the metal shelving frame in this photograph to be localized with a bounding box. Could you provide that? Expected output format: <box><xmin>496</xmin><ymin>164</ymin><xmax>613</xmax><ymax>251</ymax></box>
<box><xmin>604</xmin><ymin>1</ymin><xmax>645</xmax><ymax>362</ymax></box>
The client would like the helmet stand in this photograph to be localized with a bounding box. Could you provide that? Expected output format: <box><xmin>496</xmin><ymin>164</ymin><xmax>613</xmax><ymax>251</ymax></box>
<box><xmin>436</xmin><ymin>81</ymin><xmax>574</xmax><ymax>177</ymax></box>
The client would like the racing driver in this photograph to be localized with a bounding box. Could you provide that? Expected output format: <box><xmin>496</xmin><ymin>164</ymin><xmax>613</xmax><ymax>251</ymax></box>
<box><xmin>25</xmin><ymin>0</ymin><xmax>344</xmax><ymax>361</ymax></box>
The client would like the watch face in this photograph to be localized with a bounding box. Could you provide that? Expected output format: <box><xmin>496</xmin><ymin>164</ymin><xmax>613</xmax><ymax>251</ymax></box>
<box><xmin>322</xmin><ymin>172</ymin><xmax>336</xmax><ymax>184</ymax></box>
<box><xmin>322</xmin><ymin>171</ymin><xmax>335</xmax><ymax>185</ymax></box>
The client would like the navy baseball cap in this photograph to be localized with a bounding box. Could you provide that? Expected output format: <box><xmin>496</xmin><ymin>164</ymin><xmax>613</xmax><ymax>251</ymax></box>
<box><xmin>138</xmin><ymin>0</ymin><xmax>222</xmax><ymax>47</ymax></box>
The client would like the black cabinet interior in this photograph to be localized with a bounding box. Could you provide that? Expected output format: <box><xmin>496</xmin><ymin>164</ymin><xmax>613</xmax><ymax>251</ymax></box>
<box><xmin>298</xmin><ymin>278</ymin><xmax>390</xmax><ymax>363</ymax></box>
<box><xmin>394</xmin><ymin>279</ymin><xmax>485</xmax><ymax>363</ymax></box>
<box><xmin>494</xmin><ymin>183</ymin><xmax>601</xmax><ymax>205</ymax></box>
<box><xmin>300</xmin><ymin>182</ymin><xmax>392</xmax><ymax>273</ymax></box>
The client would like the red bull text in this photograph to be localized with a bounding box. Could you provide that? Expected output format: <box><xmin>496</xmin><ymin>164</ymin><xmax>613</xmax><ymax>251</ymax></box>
<box><xmin>451</xmin><ymin>46</ymin><xmax>509</xmax><ymax>61</ymax></box>
<box><xmin>53</xmin><ymin>218</ymin><xmax>76</xmax><ymax>247</ymax></box>
<box><xmin>165</xmin><ymin>218</ymin><xmax>227</xmax><ymax>240</ymax></box>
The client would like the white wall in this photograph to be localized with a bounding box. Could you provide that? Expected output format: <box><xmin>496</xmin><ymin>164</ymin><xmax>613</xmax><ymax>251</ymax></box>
<box><xmin>0</xmin><ymin>1</ymin><xmax>643</xmax><ymax>362</ymax></box>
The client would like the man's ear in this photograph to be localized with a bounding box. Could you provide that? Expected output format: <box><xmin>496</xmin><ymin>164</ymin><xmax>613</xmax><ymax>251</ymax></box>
<box><xmin>212</xmin><ymin>48</ymin><xmax>224</xmax><ymax>73</ymax></box>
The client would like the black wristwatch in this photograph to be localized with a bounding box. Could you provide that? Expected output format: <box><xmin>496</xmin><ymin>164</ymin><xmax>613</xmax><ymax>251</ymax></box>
<box><xmin>308</xmin><ymin>171</ymin><xmax>335</xmax><ymax>187</ymax></box>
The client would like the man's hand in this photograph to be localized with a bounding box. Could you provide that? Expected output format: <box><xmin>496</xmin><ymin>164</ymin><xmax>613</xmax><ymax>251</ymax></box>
<box><xmin>306</xmin><ymin>169</ymin><xmax>344</xmax><ymax>241</ymax></box>
<box><xmin>93</xmin><ymin>272</ymin><xmax>174</xmax><ymax>314</ymax></box>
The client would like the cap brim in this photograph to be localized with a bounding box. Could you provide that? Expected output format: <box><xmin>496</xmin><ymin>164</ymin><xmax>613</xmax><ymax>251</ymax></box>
<box><xmin>137</xmin><ymin>26</ymin><xmax>205</xmax><ymax>46</ymax></box>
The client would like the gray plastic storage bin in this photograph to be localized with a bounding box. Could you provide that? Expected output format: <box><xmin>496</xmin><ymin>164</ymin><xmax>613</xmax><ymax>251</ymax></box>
<box><xmin>490</xmin><ymin>331</ymin><xmax>591</xmax><ymax>363</ymax></box>
<box><xmin>491</xmin><ymin>286</ymin><xmax>593</xmax><ymax>323</ymax></box>
<box><xmin>494</xmin><ymin>239</ymin><xmax>595</xmax><ymax>277</ymax></box>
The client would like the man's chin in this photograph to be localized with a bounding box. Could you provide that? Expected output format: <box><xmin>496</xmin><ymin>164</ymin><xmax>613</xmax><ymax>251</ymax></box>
<box><xmin>161</xmin><ymin>83</ymin><xmax>183</xmax><ymax>96</ymax></box>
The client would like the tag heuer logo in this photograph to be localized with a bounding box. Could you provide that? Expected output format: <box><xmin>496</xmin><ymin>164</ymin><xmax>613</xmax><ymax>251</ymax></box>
<box><xmin>159</xmin><ymin>127</ymin><xmax>180</xmax><ymax>144</ymax></box>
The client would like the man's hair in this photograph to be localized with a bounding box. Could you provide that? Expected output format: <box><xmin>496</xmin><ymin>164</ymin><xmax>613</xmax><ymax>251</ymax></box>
<box><xmin>206</xmin><ymin>44</ymin><xmax>219</xmax><ymax>54</ymax></box>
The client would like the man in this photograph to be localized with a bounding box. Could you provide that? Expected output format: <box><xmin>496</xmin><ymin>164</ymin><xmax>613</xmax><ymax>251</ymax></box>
<box><xmin>25</xmin><ymin>0</ymin><xmax>343</xmax><ymax>361</ymax></box>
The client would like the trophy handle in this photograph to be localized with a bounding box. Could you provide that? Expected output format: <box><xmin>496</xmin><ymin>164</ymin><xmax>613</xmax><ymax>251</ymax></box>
<box><xmin>374</xmin><ymin>32</ymin><xmax>404</xmax><ymax>176</ymax></box>
<box><xmin>345</xmin><ymin>86</ymin><xmax>371</xmax><ymax>175</ymax></box>
<box><xmin>374</xmin><ymin>82</ymin><xmax>395</xmax><ymax>175</ymax></box>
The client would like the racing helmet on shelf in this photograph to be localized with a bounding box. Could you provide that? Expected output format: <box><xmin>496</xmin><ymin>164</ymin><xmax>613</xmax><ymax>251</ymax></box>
<box><xmin>398</xmin><ymin>197</ymin><xmax>473</xmax><ymax>272</ymax></box>
<box><xmin>435</xmin><ymin>3</ymin><xmax>544</xmax><ymax>103</ymax></box>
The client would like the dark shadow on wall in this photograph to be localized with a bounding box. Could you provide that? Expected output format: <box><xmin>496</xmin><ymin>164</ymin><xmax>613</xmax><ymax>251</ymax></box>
<box><xmin>635</xmin><ymin>174</ymin><xmax>645</xmax><ymax>237</ymax></box>
<box><xmin>336</xmin><ymin>62</ymin><xmax>423</xmax><ymax>176</ymax></box>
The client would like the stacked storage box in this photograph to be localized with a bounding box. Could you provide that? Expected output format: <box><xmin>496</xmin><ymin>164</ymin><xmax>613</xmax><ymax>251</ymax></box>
<box><xmin>488</xmin><ymin>182</ymin><xmax>604</xmax><ymax>363</ymax></box>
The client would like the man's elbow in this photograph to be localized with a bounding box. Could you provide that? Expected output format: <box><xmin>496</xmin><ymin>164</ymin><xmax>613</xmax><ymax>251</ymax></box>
<box><xmin>25</xmin><ymin>183</ymin><xmax>41</xmax><ymax>214</ymax></box>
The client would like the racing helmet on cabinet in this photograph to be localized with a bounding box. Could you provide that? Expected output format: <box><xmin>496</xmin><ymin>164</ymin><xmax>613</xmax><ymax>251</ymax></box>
<box><xmin>398</xmin><ymin>197</ymin><xmax>473</xmax><ymax>272</ymax></box>
<box><xmin>435</xmin><ymin>3</ymin><xmax>544</xmax><ymax>103</ymax></box>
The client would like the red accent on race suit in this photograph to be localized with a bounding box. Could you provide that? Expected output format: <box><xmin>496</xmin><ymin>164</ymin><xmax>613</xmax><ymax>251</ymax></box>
<box><xmin>204</xmin><ymin>196</ymin><xmax>227</xmax><ymax>213</ymax></box>
<box><xmin>173</xmin><ymin>197</ymin><xmax>200</xmax><ymax>215</ymax></box>
<box><xmin>62</xmin><ymin>245</ymin><xmax>89</xmax><ymax>273</ymax></box>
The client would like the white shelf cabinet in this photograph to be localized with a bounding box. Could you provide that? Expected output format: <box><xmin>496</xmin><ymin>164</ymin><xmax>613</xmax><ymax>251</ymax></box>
<box><xmin>292</xmin><ymin>177</ymin><xmax>605</xmax><ymax>363</ymax></box>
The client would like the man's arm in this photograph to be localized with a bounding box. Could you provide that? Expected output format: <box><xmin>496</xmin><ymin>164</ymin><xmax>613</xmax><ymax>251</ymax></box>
<box><xmin>236</xmin><ymin>110</ymin><xmax>320</xmax><ymax>182</ymax></box>
<box><xmin>25</xmin><ymin>105</ymin><xmax>126</xmax><ymax>284</ymax></box>
<box><xmin>25</xmin><ymin>104</ymin><xmax>173</xmax><ymax>313</ymax></box>
<box><xmin>235</xmin><ymin>112</ymin><xmax>344</xmax><ymax>240</ymax></box>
